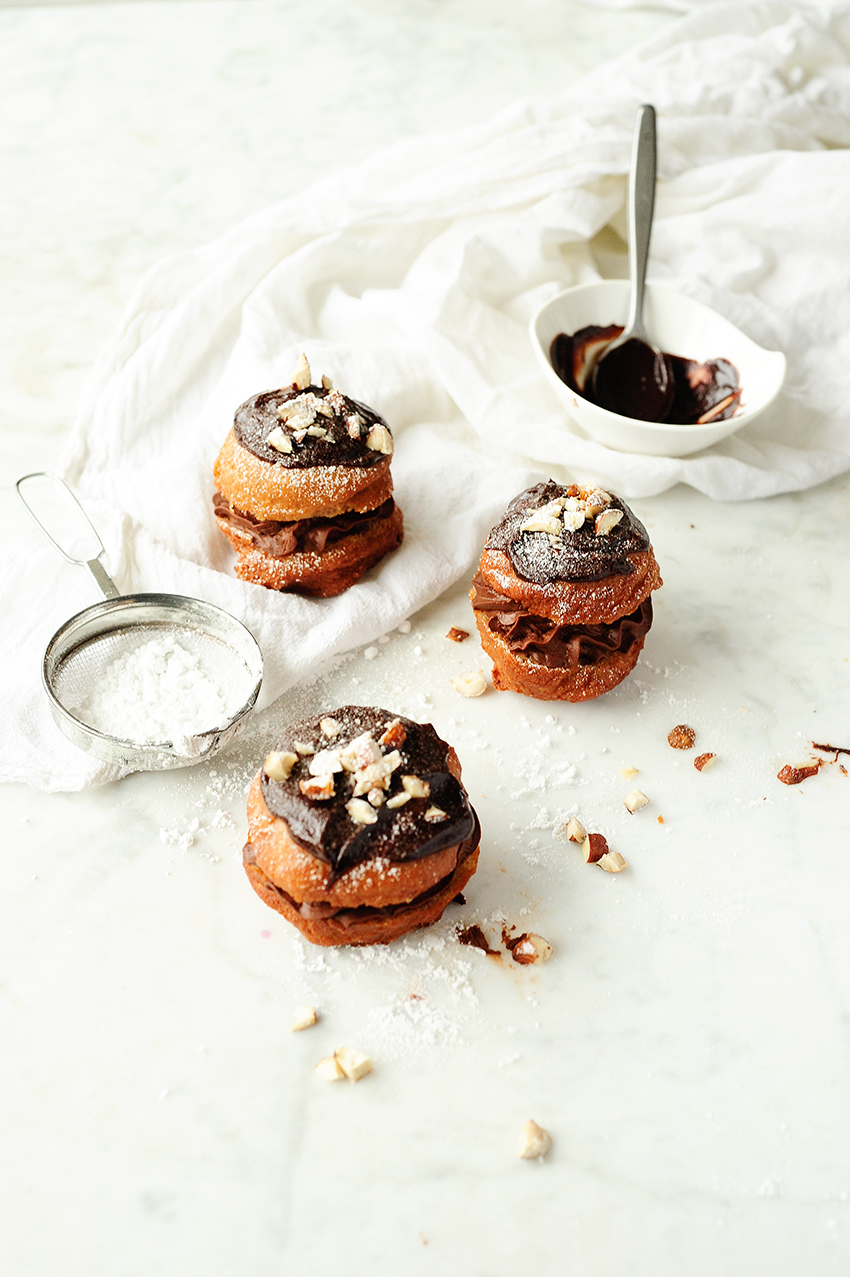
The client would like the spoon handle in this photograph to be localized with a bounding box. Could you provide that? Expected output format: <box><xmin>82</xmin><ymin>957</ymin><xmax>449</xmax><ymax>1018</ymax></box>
<box><xmin>625</xmin><ymin>104</ymin><xmax>657</xmax><ymax>339</ymax></box>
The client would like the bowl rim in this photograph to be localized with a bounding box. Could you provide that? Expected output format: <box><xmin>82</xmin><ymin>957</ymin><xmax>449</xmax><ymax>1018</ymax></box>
<box><xmin>530</xmin><ymin>280</ymin><xmax>786</xmax><ymax>437</ymax></box>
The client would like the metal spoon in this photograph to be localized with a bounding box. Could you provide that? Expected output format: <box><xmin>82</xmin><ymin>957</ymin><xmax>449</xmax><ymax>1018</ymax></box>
<box><xmin>592</xmin><ymin>103</ymin><xmax>673</xmax><ymax>421</ymax></box>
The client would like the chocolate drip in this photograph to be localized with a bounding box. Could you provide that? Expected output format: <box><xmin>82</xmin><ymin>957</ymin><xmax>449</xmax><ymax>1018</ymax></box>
<box><xmin>485</xmin><ymin>481</ymin><xmax>650</xmax><ymax>585</ymax></box>
<box><xmin>233</xmin><ymin>384</ymin><xmax>389</xmax><ymax>469</ymax></box>
<box><xmin>260</xmin><ymin>707</ymin><xmax>479</xmax><ymax>883</ymax></box>
<box><xmin>213</xmin><ymin>492</ymin><xmax>395</xmax><ymax>558</ymax></box>
<box><xmin>471</xmin><ymin>573</ymin><xmax>652</xmax><ymax>667</ymax></box>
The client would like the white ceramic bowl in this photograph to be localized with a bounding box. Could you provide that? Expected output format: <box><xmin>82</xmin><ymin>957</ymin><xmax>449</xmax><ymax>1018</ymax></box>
<box><xmin>529</xmin><ymin>281</ymin><xmax>786</xmax><ymax>457</ymax></box>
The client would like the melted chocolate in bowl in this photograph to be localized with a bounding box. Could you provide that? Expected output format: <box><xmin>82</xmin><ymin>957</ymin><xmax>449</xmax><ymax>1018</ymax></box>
<box><xmin>550</xmin><ymin>325</ymin><xmax>741</xmax><ymax>426</ymax></box>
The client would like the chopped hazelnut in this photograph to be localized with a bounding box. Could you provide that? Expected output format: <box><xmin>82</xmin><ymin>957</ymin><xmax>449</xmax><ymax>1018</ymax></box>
<box><xmin>365</xmin><ymin>424</ymin><xmax>393</xmax><ymax>454</ymax></box>
<box><xmin>308</xmin><ymin>748</ymin><xmax>343</xmax><ymax>776</ymax></box>
<box><xmin>299</xmin><ymin>775</ymin><xmax>335</xmax><ymax>801</ymax></box>
<box><xmin>777</xmin><ymin>763</ymin><xmax>820</xmax><ymax>785</ymax></box>
<box><xmin>379</xmin><ymin>718</ymin><xmax>407</xmax><ymax>749</ymax></box>
<box><xmin>264</xmin><ymin>750</ymin><xmax>298</xmax><ymax>782</ymax></box>
<box><xmin>668</xmin><ymin>724</ymin><xmax>696</xmax><ymax>750</ymax></box>
<box><xmin>581</xmin><ymin>832</ymin><xmax>609</xmax><ymax>864</ymax></box>
<box><xmin>290</xmin><ymin>1006</ymin><xmax>318</xmax><ymax>1032</ymax></box>
<box><xmin>321</xmin><ymin>373</ymin><xmax>333</xmax><ymax>390</ymax></box>
<box><xmin>446</xmin><ymin>627</ymin><xmax>469</xmax><ymax>643</ymax></box>
<box><xmin>620</xmin><ymin>766</ymin><xmax>639</xmax><ymax>779</ymax></box>
<box><xmin>694</xmin><ymin>752</ymin><xmax>716</xmax><ymax>771</ymax></box>
<box><xmin>518</xmin><ymin>1119</ymin><xmax>552</xmax><ymax>1160</ymax></box>
<box><xmin>346</xmin><ymin>797</ymin><xmax>379</xmax><ymax>825</ymax></box>
<box><xmin>598</xmin><ymin>850</ymin><xmax>627</xmax><ymax>873</ymax></box>
<box><xmin>315</xmin><ymin>1055</ymin><xmax>345</xmax><ymax>1082</ymax></box>
<box><xmin>385</xmin><ymin>791</ymin><xmax>411</xmax><ymax>809</ymax></box>
<box><xmin>367</xmin><ymin>787</ymin><xmax>385</xmax><ymax>808</ymax></box>
<box><xmin>334</xmin><ymin>1047</ymin><xmax>373</xmax><ymax>1082</ymax></box>
<box><xmin>623</xmin><ymin>789</ymin><xmax>649</xmax><ymax>814</ymax></box>
<box><xmin>451</xmin><ymin>669</ymin><xmax>487</xmax><ymax>697</ymax></box>
<box><xmin>266</xmin><ymin>426</ymin><xmax>293</xmax><ymax>454</ymax></box>
<box><xmin>293</xmin><ymin>740</ymin><xmax>315</xmax><ymax>756</ymax></box>
<box><xmin>293</xmin><ymin>352</ymin><xmax>311</xmax><ymax>390</ymax></box>
<box><xmin>319</xmin><ymin>717</ymin><xmax>341</xmax><ymax>739</ymax></box>
<box><xmin>595</xmin><ymin>509</ymin><xmax>623</xmax><ymax>536</ymax></box>
<box><xmin>401</xmin><ymin>775</ymin><xmax>430</xmax><ymax>799</ymax></box>
<box><xmin>423</xmin><ymin>806</ymin><xmax>448</xmax><ymax>823</ymax></box>
<box><xmin>565</xmin><ymin>817</ymin><xmax>587</xmax><ymax>844</ymax></box>
<box><xmin>507</xmin><ymin>933</ymin><xmax>553</xmax><ymax>965</ymax></box>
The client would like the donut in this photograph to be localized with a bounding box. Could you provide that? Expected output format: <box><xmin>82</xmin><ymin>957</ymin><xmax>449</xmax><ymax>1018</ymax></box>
<box><xmin>243</xmin><ymin>706</ymin><xmax>481</xmax><ymax>946</ymax></box>
<box><xmin>213</xmin><ymin>354</ymin><xmax>403</xmax><ymax>595</ymax></box>
<box><xmin>470</xmin><ymin>481</ymin><xmax>662</xmax><ymax>702</ymax></box>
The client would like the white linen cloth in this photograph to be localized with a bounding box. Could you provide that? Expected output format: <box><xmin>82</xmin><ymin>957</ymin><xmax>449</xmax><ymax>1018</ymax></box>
<box><xmin>4</xmin><ymin>0</ymin><xmax>850</xmax><ymax>790</ymax></box>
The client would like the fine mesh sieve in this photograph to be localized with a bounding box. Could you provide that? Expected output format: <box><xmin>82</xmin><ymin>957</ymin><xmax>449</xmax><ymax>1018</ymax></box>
<box><xmin>18</xmin><ymin>472</ymin><xmax>264</xmax><ymax>770</ymax></box>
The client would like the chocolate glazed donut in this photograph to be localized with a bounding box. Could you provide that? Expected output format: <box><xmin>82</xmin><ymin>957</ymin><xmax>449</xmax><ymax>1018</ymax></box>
<box><xmin>213</xmin><ymin>355</ymin><xmax>403</xmax><ymax>596</ymax></box>
<box><xmin>471</xmin><ymin>481</ymin><xmax>662</xmax><ymax>701</ymax></box>
<box><xmin>243</xmin><ymin>707</ymin><xmax>481</xmax><ymax>946</ymax></box>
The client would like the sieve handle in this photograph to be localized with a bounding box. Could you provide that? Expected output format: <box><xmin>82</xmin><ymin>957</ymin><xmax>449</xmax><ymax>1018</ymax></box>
<box><xmin>16</xmin><ymin>471</ymin><xmax>122</xmax><ymax>601</ymax></box>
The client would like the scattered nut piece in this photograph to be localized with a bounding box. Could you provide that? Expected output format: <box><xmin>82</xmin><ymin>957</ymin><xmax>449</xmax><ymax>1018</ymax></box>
<box><xmin>367</xmin><ymin>787</ymin><xmax>385</xmax><ymax>808</ymax></box>
<box><xmin>320</xmin><ymin>717</ymin><xmax>341</xmax><ymax>739</ymax></box>
<box><xmin>423</xmin><ymin>806</ymin><xmax>448</xmax><ymax>823</ymax></box>
<box><xmin>507</xmin><ymin>933</ymin><xmax>553</xmax><ymax>965</ymax></box>
<box><xmin>266</xmin><ymin>425</ymin><xmax>293</xmax><ymax>454</ymax></box>
<box><xmin>365</xmin><ymin>423</ymin><xmax>393</xmax><ymax>454</ymax></box>
<box><xmin>264</xmin><ymin>750</ymin><xmax>298</xmax><ymax>782</ymax></box>
<box><xmin>385</xmin><ymin>791</ymin><xmax>411</xmax><ymax>809</ymax></box>
<box><xmin>595</xmin><ymin>508</ymin><xmax>623</xmax><ymax>536</ymax></box>
<box><xmin>299</xmin><ymin>775</ymin><xmax>335</xmax><ymax>801</ymax></box>
<box><xmin>315</xmin><ymin>1055</ymin><xmax>345</xmax><ymax>1082</ymax></box>
<box><xmin>334</xmin><ymin>1047</ymin><xmax>373</xmax><ymax>1082</ymax></box>
<box><xmin>620</xmin><ymin>766</ymin><xmax>639</xmax><ymax>779</ymax></box>
<box><xmin>321</xmin><ymin>373</ymin><xmax>333</xmax><ymax>390</ymax></box>
<box><xmin>339</xmin><ymin>731</ymin><xmax>381</xmax><ymax>771</ymax></box>
<box><xmin>401</xmin><ymin>775</ymin><xmax>430</xmax><ymax>799</ymax></box>
<box><xmin>378</xmin><ymin>718</ymin><xmax>407</xmax><ymax>749</ymax></box>
<box><xmin>582</xmin><ymin>832</ymin><xmax>609</xmax><ymax>864</ymax></box>
<box><xmin>668</xmin><ymin>724</ymin><xmax>696</xmax><ymax>750</ymax></box>
<box><xmin>777</xmin><ymin>763</ymin><xmax>820</xmax><ymax>785</ymax></box>
<box><xmin>624</xmin><ymin>788</ymin><xmax>649</xmax><ymax>814</ymax></box>
<box><xmin>518</xmin><ymin>1119</ymin><xmax>552</xmax><ymax>1160</ymax></box>
<box><xmin>584</xmin><ymin>489</ymin><xmax>612</xmax><ymax>516</ymax></box>
<box><xmin>451</xmin><ymin>669</ymin><xmax>487</xmax><ymax>697</ymax></box>
<box><xmin>447</xmin><ymin>627</ymin><xmax>469</xmax><ymax>643</ymax></box>
<box><xmin>290</xmin><ymin>1006</ymin><xmax>317</xmax><ymax>1032</ymax></box>
<box><xmin>562</xmin><ymin>507</ymin><xmax>585</xmax><ymax>532</ymax></box>
<box><xmin>694</xmin><ymin>752</ymin><xmax>716</xmax><ymax>772</ymax></box>
<box><xmin>309</xmin><ymin>748</ymin><xmax>343</xmax><ymax>776</ymax></box>
<box><xmin>346</xmin><ymin>797</ymin><xmax>379</xmax><ymax>825</ymax></box>
<box><xmin>565</xmin><ymin>817</ymin><xmax>587</xmax><ymax>844</ymax></box>
<box><xmin>598</xmin><ymin>850</ymin><xmax>628</xmax><ymax>873</ymax></box>
<box><xmin>293</xmin><ymin>740</ymin><xmax>315</xmax><ymax>756</ymax></box>
<box><xmin>293</xmin><ymin>352</ymin><xmax>311</xmax><ymax>390</ymax></box>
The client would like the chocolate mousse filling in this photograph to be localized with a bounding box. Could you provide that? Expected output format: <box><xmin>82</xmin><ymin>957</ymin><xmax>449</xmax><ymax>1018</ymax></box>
<box><xmin>471</xmin><ymin>572</ymin><xmax>652</xmax><ymax>668</ymax></box>
<box><xmin>213</xmin><ymin>492</ymin><xmax>396</xmax><ymax>558</ymax></box>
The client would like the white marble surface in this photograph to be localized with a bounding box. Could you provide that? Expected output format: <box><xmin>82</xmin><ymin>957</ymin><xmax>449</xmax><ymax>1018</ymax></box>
<box><xmin>2</xmin><ymin>3</ymin><xmax>850</xmax><ymax>1275</ymax></box>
